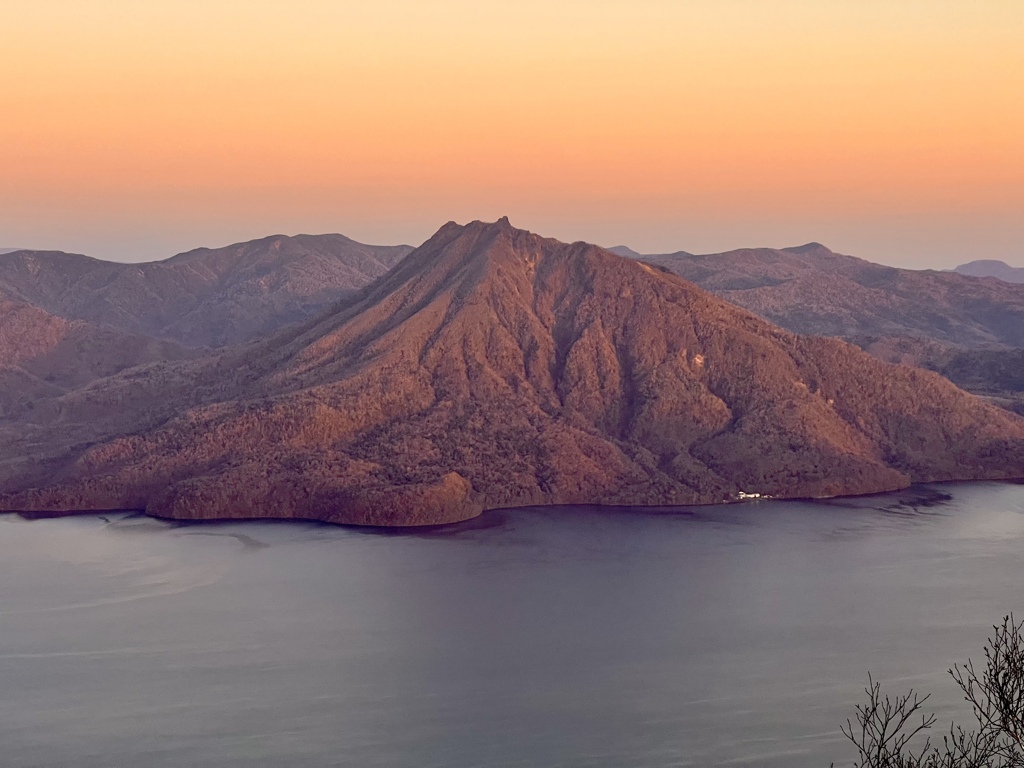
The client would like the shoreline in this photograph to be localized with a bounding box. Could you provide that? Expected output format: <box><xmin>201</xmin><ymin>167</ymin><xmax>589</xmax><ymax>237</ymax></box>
<box><xmin>5</xmin><ymin>479</ymin><xmax>1016</xmax><ymax>533</ymax></box>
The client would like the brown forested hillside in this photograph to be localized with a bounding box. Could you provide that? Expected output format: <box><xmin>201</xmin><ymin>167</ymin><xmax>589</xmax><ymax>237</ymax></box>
<box><xmin>0</xmin><ymin>300</ymin><xmax>194</xmax><ymax>419</ymax></box>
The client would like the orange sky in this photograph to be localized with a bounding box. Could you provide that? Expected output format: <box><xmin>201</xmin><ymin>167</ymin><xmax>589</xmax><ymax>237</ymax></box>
<box><xmin>1</xmin><ymin>0</ymin><xmax>1022</xmax><ymax>266</ymax></box>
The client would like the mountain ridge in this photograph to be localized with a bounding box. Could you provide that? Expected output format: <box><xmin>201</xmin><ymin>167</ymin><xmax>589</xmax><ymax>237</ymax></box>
<box><xmin>0</xmin><ymin>234</ymin><xmax>414</xmax><ymax>346</ymax></box>
<box><xmin>628</xmin><ymin>244</ymin><xmax>1024</xmax><ymax>347</ymax></box>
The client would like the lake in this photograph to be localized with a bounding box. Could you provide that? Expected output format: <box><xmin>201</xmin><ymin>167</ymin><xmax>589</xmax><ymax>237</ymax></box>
<box><xmin>2</xmin><ymin>481</ymin><xmax>1023</xmax><ymax>767</ymax></box>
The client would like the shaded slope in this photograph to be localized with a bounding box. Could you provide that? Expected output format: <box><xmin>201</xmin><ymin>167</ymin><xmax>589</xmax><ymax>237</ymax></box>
<box><xmin>1</xmin><ymin>220</ymin><xmax>1022</xmax><ymax>526</ymax></box>
<box><xmin>0</xmin><ymin>300</ymin><xmax>194</xmax><ymax>418</ymax></box>
<box><xmin>0</xmin><ymin>234</ymin><xmax>414</xmax><ymax>346</ymax></box>
<box><xmin>862</xmin><ymin>337</ymin><xmax>1024</xmax><ymax>417</ymax></box>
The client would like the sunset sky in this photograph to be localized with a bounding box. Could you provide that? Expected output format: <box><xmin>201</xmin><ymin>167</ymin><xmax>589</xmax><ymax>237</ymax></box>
<box><xmin>2</xmin><ymin>1</ymin><xmax>1022</xmax><ymax>267</ymax></box>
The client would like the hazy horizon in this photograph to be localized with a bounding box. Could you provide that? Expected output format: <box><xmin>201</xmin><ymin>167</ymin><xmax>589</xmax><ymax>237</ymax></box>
<box><xmin>2</xmin><ymin>1</ymin><xmax>1022</xmax><ymax>269</ymax></box>
<box><xmin>3</xmin><ymin>218</ymin><xmax>1021</xmax><ymax>271</ymax></box>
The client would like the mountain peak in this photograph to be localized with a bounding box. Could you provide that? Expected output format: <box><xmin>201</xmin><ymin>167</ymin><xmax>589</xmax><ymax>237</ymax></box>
<box><xmin>464</xmin><ymin>216</ymin><xmax>517</xmax><ymax>237</ymax></box>
<box><xmin>782</xmin><ymin>242</ymin><xmax>832</xmax><ymax>255</ymax></box>
<box><xmin>954</xmin><ymin>260</ymin><xmax>1024</xmax><ymax>284</ymax></box>
<box><xmin>608</xmin><ymin>245</ymin><xmax>643</xmax><ymax>259</ymax></box>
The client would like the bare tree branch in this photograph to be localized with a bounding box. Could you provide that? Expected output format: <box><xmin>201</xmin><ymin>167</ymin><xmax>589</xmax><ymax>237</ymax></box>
<box><xmin>833</xmin><ymin>615</ymin><xmax>1024</xmax><ymax>768</ymax></box>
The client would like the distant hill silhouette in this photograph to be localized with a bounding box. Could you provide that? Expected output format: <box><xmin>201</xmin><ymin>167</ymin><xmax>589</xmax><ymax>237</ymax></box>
<box><xmin>954</xmin><ymin>259</ymin><xmax>1024</xmax><ymax>284</ymax></box>
<box><xmin>606</xmin><ymin>245</ymin><xmax>647</xmax><ymax>259</ymax></box>
<box><xmin>2</xmin><ymin>220</ymin><xmax>1021</xmax><ymax>526</ymax></box>
<box><xmin>0</xmin><ymin>234</ymin><xmax>413</xmax><ymax>347</ymax></box>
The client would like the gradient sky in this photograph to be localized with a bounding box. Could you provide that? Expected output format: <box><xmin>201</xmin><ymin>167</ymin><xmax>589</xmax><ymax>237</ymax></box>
<box><xmin>2</xmin><ymin>0</ymin><xmax>1022</xmax><ymax>267</ymax></box>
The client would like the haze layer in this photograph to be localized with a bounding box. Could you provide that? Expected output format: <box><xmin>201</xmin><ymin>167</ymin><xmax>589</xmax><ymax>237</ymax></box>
<box><xmin>2</xmin><ymin>1</ymin><xmax>1022</xmax><ymax>265</ymax></box>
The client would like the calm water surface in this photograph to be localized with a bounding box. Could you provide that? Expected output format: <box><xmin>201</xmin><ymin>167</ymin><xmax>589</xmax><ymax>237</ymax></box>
<box><xmin>2</xmin><ymin>482</ymin><xmax>1023</xmax><ymax>767</ymax></box>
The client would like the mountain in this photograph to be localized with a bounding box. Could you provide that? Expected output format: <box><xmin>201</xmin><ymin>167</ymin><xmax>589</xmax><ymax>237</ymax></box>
<box><xmin>0</xmin><ymin>248</ymin><xmax>26</xmax><ymax>255</ymax></box>
<box><xmin>634</xmin><ymin>243</ymin><xmax>1024</xmax><ymax>347</ymax></box>
<box><xmin>609</xmin><ymin>244</ymin><xmax>693</xmax><ymax>260</ymax></box>
<box><xmin>607</xmin><ymin>245</ymin><xmax>646</xmax><ymax>259</ymax></box>
<box><xmin>954</xmin><ymin>260</ymin><xmax>1024</xmax><ymax>284</ymax></box>
<box><xmin>0</xmin><ymin>234</ymin><xmax>414</xmax><ymax>347</ymax></box>
<box><xmin>1</xmin><ymin>219</ymin><xmax>1021</xmax><ymax>527</ymax></box>
<box><xmin>0</xmin><ymin>300</ymin><xmax>194</xmax><ymax>419</ymax></box>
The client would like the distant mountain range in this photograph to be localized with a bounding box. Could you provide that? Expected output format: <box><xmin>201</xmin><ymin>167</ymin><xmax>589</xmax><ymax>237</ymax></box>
<box><xmin>2</xmin><ymin>219</ymin><xmax>1021</xmax><ymax>526</ymax></box>
<box><xmin>620</xmin><ymin>242</ymin><xmax>1024</xmax><ymax>347</ymax></box>
<box><xmin>0</xmin><ymin>234</ymin><xmax>413</xmax><ymax>347</ymax></box>
<box><xmin>954</xmin><ymin>260</ymin><xmax>1024</xmax><ymax>284</ymax></box>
